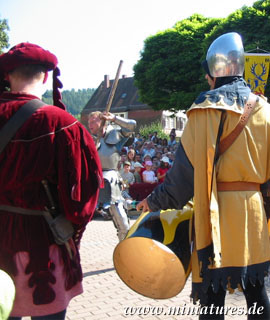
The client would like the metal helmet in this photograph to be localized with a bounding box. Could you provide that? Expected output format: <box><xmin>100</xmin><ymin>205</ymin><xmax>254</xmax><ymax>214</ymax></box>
<box><xmin>206</xmin><ymin>32</ymin><xmax>244</xmax><ymax>77</ymax></box>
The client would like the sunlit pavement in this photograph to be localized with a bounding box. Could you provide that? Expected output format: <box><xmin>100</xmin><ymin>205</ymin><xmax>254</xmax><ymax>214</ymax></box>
<box><xmin>23</xmin><ymin>212</ymin><xmax>270</xmax><ymax>320</ymax></box>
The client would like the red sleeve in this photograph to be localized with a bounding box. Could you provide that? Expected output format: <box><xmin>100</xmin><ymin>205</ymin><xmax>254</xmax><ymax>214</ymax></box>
<box><xmin>56</xmin><ymin>122</ymin><xmax>103</xmax><ymax>225</ymax></box>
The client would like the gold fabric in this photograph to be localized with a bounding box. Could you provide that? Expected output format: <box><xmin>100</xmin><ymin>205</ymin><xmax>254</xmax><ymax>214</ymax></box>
<box><xmin>182</xmin><ymin>94</ymin><xmax>270</xmax><ymax>292</ymax></box>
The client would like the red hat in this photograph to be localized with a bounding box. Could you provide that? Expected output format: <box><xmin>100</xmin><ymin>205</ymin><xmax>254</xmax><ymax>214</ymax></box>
<box><xmin>0</xmin><ymin>42</ymin><xmax>65</xmax><ymax>109</ymax></box>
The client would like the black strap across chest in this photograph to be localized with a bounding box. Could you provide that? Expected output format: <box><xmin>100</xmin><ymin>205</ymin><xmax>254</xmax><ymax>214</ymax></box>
<box><xmin>0</xmin><ymin>99</ymin><xmax>46</xmax><ymax>154</ymax></box>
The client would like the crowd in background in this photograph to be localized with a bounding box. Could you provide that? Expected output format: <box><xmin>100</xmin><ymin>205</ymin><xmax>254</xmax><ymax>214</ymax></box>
<box><xmin>118</xmin><ymin>129</ymin><xmax>179</xmax><ymax>202</ymax></box>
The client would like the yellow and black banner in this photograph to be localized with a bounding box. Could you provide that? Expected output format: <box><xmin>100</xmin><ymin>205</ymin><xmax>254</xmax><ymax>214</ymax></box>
<box><xmin>244</xmin><ymin>54</ymin><xmax>270</xmax><ymax>95</ymax></box>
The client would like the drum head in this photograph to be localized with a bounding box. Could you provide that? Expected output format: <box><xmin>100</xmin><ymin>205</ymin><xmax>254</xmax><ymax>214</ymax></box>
<box><xmin>113</xmin><ymin>237</ymin><xmax>187</xmax><ymax>299</ymax></box>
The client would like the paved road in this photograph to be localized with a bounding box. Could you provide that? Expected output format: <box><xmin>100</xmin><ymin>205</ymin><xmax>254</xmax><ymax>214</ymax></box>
<box><xmin>23</xmin><ymin>213</ymin><xmax>270</xmax><ymax>320</ymax></box>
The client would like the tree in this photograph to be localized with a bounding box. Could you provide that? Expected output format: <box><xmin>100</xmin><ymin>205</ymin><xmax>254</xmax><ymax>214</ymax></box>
<box><xmin>205</xmin><ymin>0</ymin><xmax>270</xmax><ymax>51</ymax></box>
<box><xmin>134</xmin><ymin>0</ymin><xmax>270</xmax><ymax>111</ymax></box>
<box><xmin>204</xmin><ymin>0</ymin><xmax>270</xmax><ymax>97</ymax></box>
<box><xmin>0</xmin><ymin>18</ymin><xmax>9</xmax><ymax>53</ymax></box>
<box><xmin>139</xmin><ymin>121</ymin><xmax>168</xmax><ymax>139</ymax></box>
<box><xmin>42</xmin><ymin>88</ymin><xmax>95</xmax><ymax>117</ymax></box>
<box><xmin>134</xmin><ymin>14</ymin><xmax>222</xmax><ymax>112</ymax></box>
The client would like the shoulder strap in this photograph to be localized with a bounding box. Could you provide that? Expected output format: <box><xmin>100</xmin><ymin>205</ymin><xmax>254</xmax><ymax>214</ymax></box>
<box><xmin>0</xmin><ymin>99</ymin><xmax>46</xmax><ymax>154</ymax></box>
<box><xmin>214</xmin><ymin>110</ymin><xmax>226</xmax><ymax>164</ymax></box>
<box><xmin>218</xmin><ymin>93</ymin><xmax>258</xmax><ymax>156</ymax></box>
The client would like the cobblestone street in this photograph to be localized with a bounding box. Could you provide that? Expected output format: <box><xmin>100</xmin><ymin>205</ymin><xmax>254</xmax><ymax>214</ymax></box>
<box><xmin>23</xmin><ymin>214</ymin><xmax>270</xmax><ymax>320</ymax></box>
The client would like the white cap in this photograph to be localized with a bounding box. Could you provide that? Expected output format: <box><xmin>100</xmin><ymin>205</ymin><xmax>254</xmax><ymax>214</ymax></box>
<box><xmin>161</xmin><ymin>156</ymin><xmax>170</xmax><ymax>163</ymax></box>
<box><xmin>134</xmin><ymin>162</ymin><xmax>144</xmax><ymax>168</ymax></box>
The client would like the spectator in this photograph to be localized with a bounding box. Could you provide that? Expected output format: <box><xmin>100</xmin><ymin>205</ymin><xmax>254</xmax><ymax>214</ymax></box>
<box><xmin>142</xmin><ymin>154</ymin><xmax>152</xmax><ymax>165</ymax></box>
<box><xmin>120</xmin><ymin>161</ymin><xmax>135</xmax><ymax>189</ymax></box>
<box><xmin>163</xmin><ymin>146</ymin><xmax>169</xmax><ymax>154</ymax></box>
<box><xmin>127</xmin><ymin>148</ymin><xmax>136</xmax><ymax>172</ymax></box>
<box><xmin>134</xmin><ymin>133</ymin><xmax>143</xmax><ymax>144</ymax></box>
<box><xmin>142</xmin><ymin>161</ymin><xmax>157</xmax><ymax>184</ymax></box>
<box><xmin>167</xmin><ymin>151</ymin><xmax>175</xmax><ymax>165</ymax></box>
<box><xmin>118</xmin><ymin>152</ymin><xmax>128</xmax><ymax>170</ymax></box>
<box><xmin>133</xmin><ymin>162</ymin><xmax>144</xmax><ymax>183</ymax></box>
<box><xmin>157</xmin><ymin>137</ymin><xmax>163</xmax><ymax>146</ymax></box>
<box><xmin>135</xmin><ymin>153</ymin><xmax>142</xmax><ymax>163</ymax></box>
<box><xmin>152</xmin><ymin>161</ymin><xmax>159</xmax><ymax>174</ymax></box>
<box><xmin>152</xmin><ymin>156</ymin><xmax>160</xmax><ymax>171</ymax></box>
<box><xmin>134</xmin><ymin>140</ymin><xmax>143</xmax><ymax>153</ymax></box>
<box><xmin>157</xmin><ymin>156</ymin><xmax>171</xmax><ymax>183</ymax></box>
<box><xmin>162</xmin><ymin>138</ymin><xmax>168</xmax><ymax>146</ymax></box>
<box><xmin>156</xmin><ymin>144</ymin><xmax>163</xmax><ymax>152</ymax></box>
<box><xmin>151</xmin><ymin>131</ymin><xmax>158</xmax><ymax>143</ymax></box>
<box><xmin>155</xmin><ymin>151</ymin><xmax>163</xmax><ymax>162</ymax></box>
<box><xmin>140</xmin><ymin>141</ymin><xmax>156</xmax><ymax>158</ymax></box>
<box><xmin>168</xmin><ymin>133</ymin><xmax>177</xmax><ymax>147</ymax></box>
<box><xmin>169</xmin><ymin>128</ymin><xmax>176</xmax><ymax>136</ymax></box>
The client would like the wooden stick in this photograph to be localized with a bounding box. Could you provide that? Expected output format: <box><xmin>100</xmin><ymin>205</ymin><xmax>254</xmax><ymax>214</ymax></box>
<box><xmin>105</xmin><ymin>60</ymin><xmax>123</xmax><ymax>113</ymax></box>
<box><xmin>96</xmin><ymin>60</ymin><xmax>123</xmax><ymax>146</ymax></box>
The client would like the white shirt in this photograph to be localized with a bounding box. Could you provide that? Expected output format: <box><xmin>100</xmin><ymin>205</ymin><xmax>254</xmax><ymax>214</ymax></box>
<box><xmin>142</xmin><ymin>170</ymin><xmax>156</xmax><ymax>183</ymax></box>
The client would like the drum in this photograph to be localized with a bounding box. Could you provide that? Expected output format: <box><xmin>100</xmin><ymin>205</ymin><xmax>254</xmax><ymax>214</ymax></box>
<box><xmin>113</xmin><ymin>202</ymin><xmax>193</xmax><ymax>299</ymax></box>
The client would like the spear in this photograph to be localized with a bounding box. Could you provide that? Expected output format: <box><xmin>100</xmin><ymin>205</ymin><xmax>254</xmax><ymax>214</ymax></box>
<box><xmin>95</xmin><ymin>60</ymin><xmax>123</xmax><ymax>146</ymax></box>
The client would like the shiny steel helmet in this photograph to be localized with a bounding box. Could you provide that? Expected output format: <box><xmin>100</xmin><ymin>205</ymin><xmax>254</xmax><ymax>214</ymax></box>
<box><xmin>206</xmin><ymin>32</ymin><xmax>244</xmax><ymax>77</ymax></box>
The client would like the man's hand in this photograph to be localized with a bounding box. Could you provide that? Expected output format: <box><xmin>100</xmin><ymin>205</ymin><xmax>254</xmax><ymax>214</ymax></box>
<box><xmin>136</xmin><ymin>198</ymin><xmax>150</xmax><ymax>213</ymax></box>
<box><xmin>102</xmin><ymin>112</ymin><xmax>116</xmax><ymax>122</ymax></box>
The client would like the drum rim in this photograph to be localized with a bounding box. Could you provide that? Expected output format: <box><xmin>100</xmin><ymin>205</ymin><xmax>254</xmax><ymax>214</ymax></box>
<box><xmin>113</xmin><ymin>237</ymin><xmax>190</xmax><ymax>299</ymax></box>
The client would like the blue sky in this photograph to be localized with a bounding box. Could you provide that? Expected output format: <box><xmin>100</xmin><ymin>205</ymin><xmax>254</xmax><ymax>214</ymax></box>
<box><xmin>0</xmin><ymin>0</ymin><xmax>256</xmax><ymax>90</ymax></box>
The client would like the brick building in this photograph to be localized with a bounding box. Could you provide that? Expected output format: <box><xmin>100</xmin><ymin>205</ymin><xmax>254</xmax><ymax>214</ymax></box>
<box><xmin>81</xmin><ymin>75</ymin><xmax>187</xmax><ymax>136</ymax></box>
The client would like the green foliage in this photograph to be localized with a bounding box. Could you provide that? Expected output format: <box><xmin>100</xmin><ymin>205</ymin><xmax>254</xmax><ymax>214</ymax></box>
<box><xmin>72</xmin><ymin>114</ymin><xmax>82</xmax><ymax>121</ymax></box>
<box><xmin>134</xmin><ymin>1</ymin><xmax>270</xmax><ymax>111</ymax></box>
<box><xmin>139</xmin><ymin>121</ymin><xmax>168</xmax><ymax>139</ymax></box>
<box><xmin>0</xmin><ymin>18</ymin><xmax>9</xmax><ymax>53</ymax></box>
<box><xmin>42</xmin><ymin>88</ymin><xmax>95</xmax><ymax>116</ymax></box>
<box><xmin>134</xmin><ymin>14</ymin><xmax>222</xmax><ymax>112</ymax></box>
<box><xmin>42</xmin><ymin>90</ymin><xmax>53</xmax><ymax>105</ymax></box>
<box><xmin>203</xmin><ymin>0</ymin><xmax>270</xmax><ymax>97</ymax></box>
<box><xmin>205</xmin><ymin>1</ymin><xmax>270</xmax><ymax>49</ymax></box>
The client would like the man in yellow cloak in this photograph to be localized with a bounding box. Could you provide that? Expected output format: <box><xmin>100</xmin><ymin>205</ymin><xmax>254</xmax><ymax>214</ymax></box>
<box><xmin>137</xmin><ymin>32</ymin><xmax>270</xmax><ymax>319</ymax></box>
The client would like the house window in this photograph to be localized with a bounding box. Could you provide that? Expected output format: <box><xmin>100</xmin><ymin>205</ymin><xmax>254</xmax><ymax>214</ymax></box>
<box><xmin>169</xmin><ymin>117</ymin><xmax>175</xmax><ymax>129</ymax></box>
<box><xmin>164</xmin><ymin>116</ymin><xmax>169</xmax><ymax>129</ymax></box>
<box><xmin>180</xmin><ymin>117</ymin><xmax>186</xmax><ymax>130</ymax></box>
<box><xmin>176</xmin><ymin>117</ymin><xmax>186</xmax><ymax>130</ymax></box>
<box><xmin>176</xmin><ymin>117</ymin><xmax>181</xmax><ymax>130</ymax></box>
<box><xmin>164</xmin><ymin>115</ymin><xmax>175</xmax><ymax>129</ymax></box>
<box><xmin>114</xmin><ymin>112</ymin><xmax>127</xmax><ymax>119</ymax></box>
<box><xmin>162</xmin><ymin>110</ymin><xmax>187</xmax><ymax>136</ymax></box>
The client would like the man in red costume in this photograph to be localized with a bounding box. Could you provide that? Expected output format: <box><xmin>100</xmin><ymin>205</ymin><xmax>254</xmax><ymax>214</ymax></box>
<box><xmin>0</xmin><ymin>42</ymin><xmax>103</xmax><ymax>319</ymax></box>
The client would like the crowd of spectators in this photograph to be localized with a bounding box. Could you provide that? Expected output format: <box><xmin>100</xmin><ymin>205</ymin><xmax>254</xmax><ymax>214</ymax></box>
<box><xmin>118</xmin><ymin>129</ymin><xmax>179</xmax><ymax>203</ymax></box>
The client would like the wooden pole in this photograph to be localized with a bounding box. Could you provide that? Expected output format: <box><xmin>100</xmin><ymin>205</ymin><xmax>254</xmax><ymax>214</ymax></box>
<box><xmin>95</xmin><ymin>60</ymin><xmax>123</xmax><ymax>146</ymax></box>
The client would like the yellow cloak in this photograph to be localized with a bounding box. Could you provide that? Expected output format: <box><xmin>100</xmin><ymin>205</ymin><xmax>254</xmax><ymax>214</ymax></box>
<box><xmin>181</xmin><ymin>94</ymin><xmax>270</xmax><ymax>302</ymax></box>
